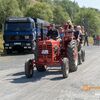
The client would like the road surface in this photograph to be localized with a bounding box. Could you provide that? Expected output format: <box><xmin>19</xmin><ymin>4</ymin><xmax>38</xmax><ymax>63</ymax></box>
<box><xmin>0</xmin><ymin>46</ymin><xmax>100</xmax><ymax>100</ymax></box>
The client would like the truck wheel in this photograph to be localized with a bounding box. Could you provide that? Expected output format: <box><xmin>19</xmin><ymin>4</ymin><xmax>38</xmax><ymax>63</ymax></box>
<box><xmin>81</xmin><ymin>50</ymin><xmax>85</xmax><ymax>62</ymax></box>
<box><xmin>6</xmin><ymin>50</ymin><xmax>12</xmax><ymax>54</ymax></box>
<box><xmin>62</xmin><ymin>58</ymin><xmax>69</xmax><ymax>78</ymax></box>
<box><xmin>36</xmin><ymin>65</ymin><xmax>46</xmax><ymax>72</ymax></box>
<box><xmin>78</xmin><ymin>51</ymin><xmax>82</xmax><ymax>65</ymax></box>
<box><xmin>67</xmin><ymin>40</ymin><xmax>78</xmax><ymax>72</ymax></box>
<box><xmin>25</xmin><ymin>59</ymin><xmax>33</xmax><ymax>78</ymax></box>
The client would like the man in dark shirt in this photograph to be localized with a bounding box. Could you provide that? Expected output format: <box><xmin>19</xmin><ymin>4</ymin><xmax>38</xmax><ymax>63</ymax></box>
<box><xmin>47</xmin><ymin>24</ymin><xmax>60</xmax><ymax>40</ymax></box>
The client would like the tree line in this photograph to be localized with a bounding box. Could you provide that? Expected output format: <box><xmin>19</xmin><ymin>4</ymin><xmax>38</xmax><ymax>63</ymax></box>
<box><xmin>0</xmin><ymin>0</ymin><xmax>100</xmax><ymax>35</ymax></box>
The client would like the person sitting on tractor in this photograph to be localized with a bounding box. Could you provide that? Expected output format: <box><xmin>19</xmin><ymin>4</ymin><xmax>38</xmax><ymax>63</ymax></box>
<box><xmin>59</xmin><ymin>27</ymin><xmax>65</xmax><ymax>39</ymax></box>
<box><xmin>47</xmin><ymin>24</ymin><xmax>61</xmax><ymax>41</ymax></box>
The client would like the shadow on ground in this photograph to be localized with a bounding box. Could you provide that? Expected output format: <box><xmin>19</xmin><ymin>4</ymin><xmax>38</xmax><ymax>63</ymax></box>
<box><xmin>8</xmin><ymin>69</ymin><xmax>65</xmax><ymax>84</ymax></box>
<box><xmin>0</xmin><ymin>51</ymin><xmax>32</xmax><ymax>57</ymax></box>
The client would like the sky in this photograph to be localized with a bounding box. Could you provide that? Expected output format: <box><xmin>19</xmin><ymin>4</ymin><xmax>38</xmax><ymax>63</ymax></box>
<box><xmin>71</xmin><ymin>0</ymin><xmax>100</xmax><ymax>10</ymax></box>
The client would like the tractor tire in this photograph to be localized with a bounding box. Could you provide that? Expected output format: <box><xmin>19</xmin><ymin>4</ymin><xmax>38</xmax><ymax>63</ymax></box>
<box><xmin>25</xmin><ymin>59</ymin><xmax>33</xmax><ymax>78</ymax></box>
<box><xmin>36</xmin><ymin>65</ymin><xmax>46</xmax><ymax>72</ymax></box>
<box><xmin>67</xmin><ymin>40</ymin><xmax>78</xmax><ymax>72</ymax></box>
<box><xmin>81</xmin><ymin>50</ymin><xmax>85</xmax><ymax>62</ymax></box>
<box><xmin>62</xmin><ymin>58</ymin><xmax>69</xmax><ymax>78</ymax></box>
<box><xmin>78</xmin><ymin>51</ymin><xmax>82</xmax><ymax>65</ymax></box>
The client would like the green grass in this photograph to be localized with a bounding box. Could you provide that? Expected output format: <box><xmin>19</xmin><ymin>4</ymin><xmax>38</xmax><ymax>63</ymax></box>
<box><xmin>88</xmin><ymin>36</ymin><xmax>94</xmax><ymax>45</ymax></box>
<box><xmin>0</xmin><ymin>33</ymin><xmax>3</xmax><ymax>54</ymax></box>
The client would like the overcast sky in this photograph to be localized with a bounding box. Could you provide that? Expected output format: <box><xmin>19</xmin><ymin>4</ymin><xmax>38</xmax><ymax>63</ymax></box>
<box><xmin>71</xmin><ymin>0</ymin><xmax>100</xmax><ymax>10</ymax></box>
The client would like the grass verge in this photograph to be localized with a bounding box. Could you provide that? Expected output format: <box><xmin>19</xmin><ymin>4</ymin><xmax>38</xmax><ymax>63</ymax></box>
<box><xmin>88</xmin><ymin>36</ymin><xmax>94</xmax><ymax>45</ymax></box>
<box><xmin>0</xmin><ymin>33</ymin><xmax>3</xmax><ymax>55</ymax></box>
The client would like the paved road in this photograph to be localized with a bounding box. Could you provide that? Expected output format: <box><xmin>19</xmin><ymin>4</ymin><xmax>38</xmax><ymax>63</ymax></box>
<box><xmin>0</xmin><ymin>46</ymin><xmax>100</xmax><ymax>100</ymax></box>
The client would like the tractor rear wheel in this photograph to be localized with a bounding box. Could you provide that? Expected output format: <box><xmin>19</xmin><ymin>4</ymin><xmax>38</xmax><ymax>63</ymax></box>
<box><xmin>81</xmin><ymin>50</ymin><xmax>85</xmax><ymax>62</ymax></box>
<box><xmin>78</xmin><ymin>51</ymin><xmax>82</xmax><ymax>65</ymax></box>
<box><xmin>25</xmin><ymin>59</ymin><xmax>33</xmax><ymax>78</ymax></box>
<box><xmin>62</xmin><ymin>58</ymin><xmax>69</xmax><ymax>78</ymax></box>
<box><xmin>67</xmin><ymin>40</ymin><xmax>78</xmax><ymax>72</ymax></box>
<box><xmin>36</xmin><ymin>65</ymin><xmax>46</xmax><ymax>72</ymax></box>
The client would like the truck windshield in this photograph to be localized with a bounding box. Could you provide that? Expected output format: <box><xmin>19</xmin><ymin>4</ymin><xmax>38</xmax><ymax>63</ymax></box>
<box><xmin>4</xmin><ymin>22</ymin><xmax>33</xmax><ymax>32</ymax></box>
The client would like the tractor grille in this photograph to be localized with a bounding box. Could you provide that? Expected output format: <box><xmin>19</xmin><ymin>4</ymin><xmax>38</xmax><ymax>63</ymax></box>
<box><xmin>38</xmin><ymin>44</ymin><xmax>52</xmax><ymax>59</ymax></box>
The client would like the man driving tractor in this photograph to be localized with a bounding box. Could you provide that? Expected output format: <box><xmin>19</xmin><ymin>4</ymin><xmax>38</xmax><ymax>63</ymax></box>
<box><xmin>47</xmin><ymin>24</ymin><xmax>61</xmax><ymax>40</ymax></box>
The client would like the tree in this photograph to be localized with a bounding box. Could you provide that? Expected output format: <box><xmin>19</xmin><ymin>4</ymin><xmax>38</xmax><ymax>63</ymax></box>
<box><xmin>53</xmin><ymin>0</ymin><xmax>80</xmax><ymax>22</ymax></box>
<box><xmin>0</xmin><ymin>0</ymin><xmax>22</xmax><ymax>29</ymax></box>
<box><xmin>36</xmin><ymin>0</ymin><xmax>53</xmax><ymax>4</ymax></box>
<box><xmin>17</xmin><ymin>0</ymin><xmax>31</xmax><ymax>15</ymax></box>
<box><xmin>74</xmin><ymin>8</ymin><xmax>100</xmax><ymax>35</ymax></box>
<box><xmin>53</xmin><ymin>6</ymin><xmax>70</xmax><ymax>25</ymax></box>
<box><xmin>25</xmin><ymin>2</ymin><xmax>53</xmax><ymax>22</ymax></box>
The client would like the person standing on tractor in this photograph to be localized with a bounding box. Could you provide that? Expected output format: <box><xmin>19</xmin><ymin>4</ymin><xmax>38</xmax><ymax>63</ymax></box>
<box><xmin>74</xmin><ymin>25</ymin><xmax>81</xmax><ymax>40</ymax></box>
<box><xmin>81</xmin><ymin>26</ymin><xmax>85</xmax><ymax>44</ymax></box>
<box><xmin>74</xmin><ymin>25</ymin><xmax>84</xmax><ymax>51</ymax></box>
<box><xmin>63</xmin><ymin>20</ymin><xmax>73</xmax><ymax>32</ymax></box>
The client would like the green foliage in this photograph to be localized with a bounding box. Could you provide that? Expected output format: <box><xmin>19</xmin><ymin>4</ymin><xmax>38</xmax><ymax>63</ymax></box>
<box><xmin>53</xmin><ymin>0</ymin><xmax>80</xmax><ymax>21</ymax></box>
<box><xmin>36</xmin><ymin>0</ymin><xmax>53</xmax><ymax>4</ymax></box>
<box><xmin>74</xmin><ymin>8</ymin><xmax>100</xmax><ymax>34</ymax></box>
<box><xmin>0</xmin><ymin>0</ymin><xmax>100</xmax><ymax>36</ymax></box>
<box><xmin>0</xmin><ymin>0</ymin><xmax>22</xmax><ymax>29</ymax></box>
<box><xmin>53</xmin><ymin>6</ymin><xmax>70</xmax><ymax>24</ymax></box>
<box><xmin>17</xmin><ymin>0</ymin><xmax>31</xmax><ymax>15</ymax></box>
<box><xmin>25</xmin><ymin>2</ymin><xmax>53</xmax><ymax>22</ymax></box>
<box><xmin>0</xmin><ymin>33</ymin><xmax>3</xmax><ymax>52</ymax></box>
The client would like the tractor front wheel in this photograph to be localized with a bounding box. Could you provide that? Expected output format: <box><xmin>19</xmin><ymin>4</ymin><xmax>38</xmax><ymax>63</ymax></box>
<box><xmin>25</xmin><ymin>59</ymin><xmax>33</xmax><ymax>78</ymax></box>
<box><xmin>67</xmin><ymin>40</ymin><xmax>78</xmax><ymax>72</ymax></box>
<box><xmin>62</xmin><ymin>58</ymin><xmax>69</xmax><ymax>78</ymax></box>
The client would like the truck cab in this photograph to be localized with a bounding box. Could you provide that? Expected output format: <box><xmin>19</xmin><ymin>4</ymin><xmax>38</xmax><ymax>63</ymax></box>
<box><xmin>3</xmin><ymin>17</ymin><xmax>36</xmax><ymax>54</ymax></box>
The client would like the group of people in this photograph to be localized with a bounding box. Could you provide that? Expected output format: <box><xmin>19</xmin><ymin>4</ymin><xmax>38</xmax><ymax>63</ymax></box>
<box><xmin>93</xmin><ymin>35</ymin><xmax>100</xmax><ymax>45</ymax></box>
<box><xmin>47</xmin><ymin>20</ymin><xmax>89</xmax><ymax>46</ymax></box>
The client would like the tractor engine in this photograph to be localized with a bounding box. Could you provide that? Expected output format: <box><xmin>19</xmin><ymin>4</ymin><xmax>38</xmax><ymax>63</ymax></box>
<box><xmin>37</xmin><ymin>39</ymin><xmax>60</xmax><ymax>66</ymax></box>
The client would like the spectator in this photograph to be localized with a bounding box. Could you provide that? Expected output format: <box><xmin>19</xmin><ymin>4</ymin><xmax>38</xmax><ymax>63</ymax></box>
<box><xmin>96</xmin><ymin>35</ymin><xmax>100</xmax><ymax>45</ymax></box>
<box><xmin>93</xmin><ymin>34</ymin><xmax>96</xmax><ymax>45</ymax></box>
<box><xmin>84</xmin><ymin>32</ymin><xmax>89</xmax><ymax>46</ymax></box>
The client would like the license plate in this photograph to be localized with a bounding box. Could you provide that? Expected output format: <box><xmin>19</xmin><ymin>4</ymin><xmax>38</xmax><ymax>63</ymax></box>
<box><xmin>14</xmin><ymin>42</ymin><xmax>21</xmax><ymax>45</ymax></box>
<box><xmin>41</xmin><ymin>50</ymin><xmax>48</xmax><ymax>54</ymax></box>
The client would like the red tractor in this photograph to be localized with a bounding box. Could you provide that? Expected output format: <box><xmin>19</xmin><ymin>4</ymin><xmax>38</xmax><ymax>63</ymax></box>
<box><xmin>25</xmin><ymin>24</ymin><xmax>85</xmax><ymax>78</ymax></box>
